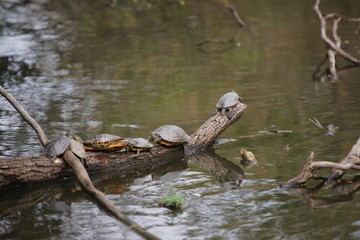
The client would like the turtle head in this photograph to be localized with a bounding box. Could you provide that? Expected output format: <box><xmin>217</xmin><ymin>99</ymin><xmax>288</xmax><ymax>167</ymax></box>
<box><xmin>65</xmin><ymin>129</ymin><xmax>75</xmax><ymax>138</ymax></box>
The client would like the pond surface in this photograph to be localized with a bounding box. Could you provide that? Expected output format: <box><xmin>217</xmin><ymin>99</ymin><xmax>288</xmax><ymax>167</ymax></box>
<box><xmin>1</xmin><ymin>0</ymin><xmax>360</xmax><ymax>239</ymax></box>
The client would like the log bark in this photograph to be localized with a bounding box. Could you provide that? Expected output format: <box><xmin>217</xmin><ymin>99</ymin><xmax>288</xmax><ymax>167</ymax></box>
<box><xmin>0</xmin><ymin>146</ymin><xmax>183</xmax><ymax>190</ymax></box>
<box><xmin>185</xmin><ymin>102</ymin><xmax>247</xmax><ymax>155</ymax></box>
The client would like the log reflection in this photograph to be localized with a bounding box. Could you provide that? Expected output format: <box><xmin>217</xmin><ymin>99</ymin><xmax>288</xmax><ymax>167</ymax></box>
<box><xmin>187</xmin><ymin>150</ymin><xmax>245</xmax><ymax>190</ymax></box>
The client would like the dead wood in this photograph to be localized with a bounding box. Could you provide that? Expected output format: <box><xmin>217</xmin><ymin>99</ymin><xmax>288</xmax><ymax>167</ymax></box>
<box><xmin>185</xmin><ymin>101</ymin><xmax>247</xmax><ymax>155</ymax></box>
<box><xmin>197</xmin><ymin>3</ymin><xmax>245</xmax><ymax>50</ymax></box>
<box><xmin>0</xmin><ymin>146</ymin><xmax>182</xmax><ymax>190</ymax></box>
<box><xmin>226</xmin><ymin>4</ymin><xmax>246</xmax><ymax>28</ymax></box>
<box><xmin>313</xmin><ymin>0</ymin><xmax>360</xmax><ymax>80</ymax></box>
<box><xmin>282</xmin><ymin>137</ymin><xmax>360</xmax><ymax>188</ymax></box>
<box><xmin>62</xmin><ymin>150</ymin><xmax>160</xmax><ymax>240</ymax></box>
<box><xmin>0</xmin><ymin>155</ymin><xmax>187</xmax><ymax>219</ymax></box>
<box><xmin>0</xmin><ymin>86</ymin><xmax>49</xmax><ymax>146</ymax></box>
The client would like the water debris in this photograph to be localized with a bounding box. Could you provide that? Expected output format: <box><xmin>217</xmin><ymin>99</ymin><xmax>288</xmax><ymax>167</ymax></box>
<box><xmin>213</xmin><ymin>138</ymin><xmax>236</xmax><ymax>146</ymax></box>
<box><xmin>112</xmin><ymin>123</ymin><xmax>143</xmax><ymax>129</ymax></box>
<box><xmin>309</xmin><ymin>117</ymin><xmax>339</xmax><ymax>136</ymax></box>
<box><xmin>258</xmin><ymin>129</ymin><xmax>293</xmax><ymax>134</ymax></box>
<box><xmin>283</xmin><ymin>144</ymin><xmax>290</xmax><ymax>151</ymax></box>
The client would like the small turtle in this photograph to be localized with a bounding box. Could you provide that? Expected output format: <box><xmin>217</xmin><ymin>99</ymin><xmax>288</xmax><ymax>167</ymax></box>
<box><xmin>240</xmin><ymin>148</ymin><xmax>257</xmax><ymax>166</ymax></box>
<box><xmin>125</xmin><ymin>137</ymin><xmax>154</xmax><ymax>157</ymax></box>
<box><xmin>215</xmin><ymin>90</ymin><xmax>243</xmax><ymax>119</ymax></box>
<box><xmin>69</xmin><ymin>138</ymin><xmax>88</xmax><ymax>167</ymax></box>
<box><xmin>44</xmin><ymin>130</ymin><xmax>74</xmax><ymax>163</ymax></box>
<box><xmin>83</xmin><ymin>134</ymin><xmax>127</xmax><ymax>152</ymax></box>
<box><xmin>148</xmin><ymin>125</ymin><xmax>190</xmax><ymax>146</ymax></box>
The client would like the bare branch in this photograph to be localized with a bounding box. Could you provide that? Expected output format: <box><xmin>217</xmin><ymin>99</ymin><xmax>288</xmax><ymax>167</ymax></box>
<box><xmin>226</xmin><ymin>4</ymin><xmax>246</xmax><ymax>27</ymax></box>
<box><xmin>63</xmin><ymin>150</ymin><xmax>160</xmax><ymax>240</ymax></box>
<box><xmin>313</xmin><ymin>0</ymin><xmax>360</xmax><ymax>64</ymax></box>
<box><xmin>0</xmin><ymin>85</ymin><xmax>49</xmax><ymax>147</ymax></box>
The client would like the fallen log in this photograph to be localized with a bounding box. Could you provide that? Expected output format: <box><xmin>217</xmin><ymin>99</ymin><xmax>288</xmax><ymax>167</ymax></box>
<box><xmin>0</xmin><ymin>146</ymin><xmax>183</xmax><ymax>191</ymax></box>
<box><xmin>0</xmin><ymin>91</ymin><xmax>247</xmax><ymax>190</ymax></box>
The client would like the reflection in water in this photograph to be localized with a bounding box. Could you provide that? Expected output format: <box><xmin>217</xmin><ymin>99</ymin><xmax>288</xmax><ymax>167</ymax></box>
<box><xmin>188</xmin><ymin>150</ymin><xmax>245</xmax><ymax>191</ymax></box>
<box><xmin>293</xmin><ymin>176</ymin><xmax>360</xmax><ymax>209</ymax></box>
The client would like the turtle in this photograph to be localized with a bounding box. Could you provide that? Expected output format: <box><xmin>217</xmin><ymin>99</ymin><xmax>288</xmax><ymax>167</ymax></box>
<box><xmin>83</xmin><ymin>134</ymin><xmax>127</xmax><ymax>152</ymax></box>
<box><xmin>239</xmin><ymin>148</ymin><xmax>257</xmax><ymax>166</ymax></box>
<box><xmin>214</xmin><ymin>90</ymin><xmax>243</xmax><ymax>119</ymax></box>
<box><xmin>125</xmin><ymin>137</ymin><xmax>154</xmax><ymax>157</ymax></box>
<box><xmin>148</xmin><ymin>125</ymin><xmax>190</xmax><ymax>146</ymax></box>
<box><xmin>69</xmin><ymin>138</ymin><xmax>88</xmax><ymax>167</ymax></box>
<box><xmin>44</xmin><ymin>130</ymin><xmax>72</xmax><ymax>162</ymax></box>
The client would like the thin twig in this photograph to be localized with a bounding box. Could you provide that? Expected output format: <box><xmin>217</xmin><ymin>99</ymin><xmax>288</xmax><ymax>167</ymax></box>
<box><xmin>226</xmin><ymin>4</ymin><xmax>246</xmax><ymax>27</ymax></box>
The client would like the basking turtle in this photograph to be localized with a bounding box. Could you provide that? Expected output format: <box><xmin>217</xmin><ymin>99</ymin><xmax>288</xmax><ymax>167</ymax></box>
<box><xmin>69</xmin><ymin>138</ymin><xmax>88</xmax><ymax>167</ymax></box>
<box><xmin>148</xmin><ymin>125</ymin><xmax>190</xmax><ymax>146</ymax></box>
<box><xmin>83</xmin><ymin>134</ymin><xmax>127</xmax><ymax>152</ymax></box>
<box><xmin>240</xmin><ymin>148</ymin><xmax>257</xmax><ymax>166</ymax></box>
<box><xmin>215</xmin><ymin>90</ymin><xmax>243</xmax><ymax>119</ymax></box>
<box><xmin>125</xmin><ymin>137</ymin><xmax>154</xmax><ymax>157</ymax></box>
<box><xmin>44</xmin><ymin>130</ymin><xmax>72</xmax><ymax>162</ymax></box>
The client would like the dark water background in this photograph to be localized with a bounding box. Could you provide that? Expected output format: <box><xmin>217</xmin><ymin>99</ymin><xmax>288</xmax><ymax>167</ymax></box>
<box><xmin>1</xmin><ymin>0</ymin><xmax>360</xmax><ymax>239</ymax></box>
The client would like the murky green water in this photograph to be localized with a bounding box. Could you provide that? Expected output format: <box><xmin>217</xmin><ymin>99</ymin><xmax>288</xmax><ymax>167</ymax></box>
<box><xmin>1</xmin><ymin>0</ymin><xmax>360</xmax><ymax>239</ymax></box>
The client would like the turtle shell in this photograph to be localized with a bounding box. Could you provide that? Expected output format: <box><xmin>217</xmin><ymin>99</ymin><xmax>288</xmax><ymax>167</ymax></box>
<box><xmin>216</xmin><ymin>91</ymin><xmax>241</xmax><ymax>109</ymax></box>
<box><xmin>126</xmin><ymin>138</ymin><xmax>154</xmax><ymax>149</ymax></box>
<box><xmin>44</xmin><ymin>136</ymin><xmax>71</xmax><ymax>162</ymax></box>
<box><xmin>69</xmin><ymin>139</ymin><xmax>87</xmax><ymax>159</ymax></box>
<box><xmin>83</xmin><ymin>134</ymin><xmax>126</xmax><ymax>152</ymax></box>
<box><xmin>149</xmin><ymin>125</ymin><xmax>190</xmax><ymax>146</ymax></box>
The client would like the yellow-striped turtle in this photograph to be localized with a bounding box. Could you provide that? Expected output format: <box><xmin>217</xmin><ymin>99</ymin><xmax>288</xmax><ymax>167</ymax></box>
<box><xmin>83</xmin><ymin>134</ymin><xmax>127</xmax><ymax>152</ymax></box>
<box><xmin>148</xmin><ymin>125</ymin><xmax>190</xmax><ymax>146</ymax></box>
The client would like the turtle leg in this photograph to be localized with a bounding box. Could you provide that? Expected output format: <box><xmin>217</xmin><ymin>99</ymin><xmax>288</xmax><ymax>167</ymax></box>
<box><xmin>132</xmin><ymin>149</ymin><xmax>140</xmax><ymax>158</ymax></box>
<box><xmin>227</xmin><ymin>109</ymin><xmax>233</xmax><ymax>119</ymax></box>
<box><xmin>212</xmin><ymin>109</ymin><xmax>219</xmax><ymax>116</ymax></box>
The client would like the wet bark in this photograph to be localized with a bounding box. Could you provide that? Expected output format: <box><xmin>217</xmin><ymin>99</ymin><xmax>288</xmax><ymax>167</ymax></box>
<box><xmin>185</xmin><ymin>102</ymin><xmax>247</xmax><ymax>155</ymax></box>
<box><xmin>0</xmin><ymin>146</ymin><xmax>183</xmax><ymax>190</ymax></box>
